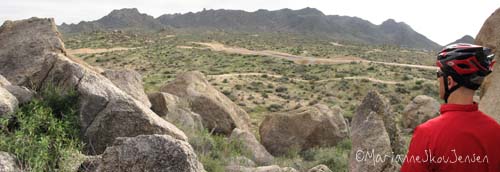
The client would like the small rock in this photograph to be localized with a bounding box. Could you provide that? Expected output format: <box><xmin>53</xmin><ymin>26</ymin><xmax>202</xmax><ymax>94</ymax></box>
<box><xmin>226</xmin><ymin>165</ymin><xmax>297</xmax><ymax>172</ymax></box>
<box><xmin>226</xmin><ymin>156</ymin><xmax>256</xmax><ymax>168</ymax></box>
<box><xmin>0</xmin><ymin>151</ymin><xmax>21</xmax><ymax>172</ymax></box>
<box><xmin>0</xmin><ymin>87</ymin><xmax>18</xmax><ymax>117</ymax></box>
<box><xmin>308</xmin><ymin>164</ymin><xmax>332</xmax><ymax>172</ymax></box>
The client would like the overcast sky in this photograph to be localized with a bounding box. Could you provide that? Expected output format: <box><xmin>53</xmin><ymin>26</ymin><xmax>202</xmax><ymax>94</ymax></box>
<box><xmin>1</xmin><ymin>0</ymin><xmax>499</xmax><ymax>45</ymax></box>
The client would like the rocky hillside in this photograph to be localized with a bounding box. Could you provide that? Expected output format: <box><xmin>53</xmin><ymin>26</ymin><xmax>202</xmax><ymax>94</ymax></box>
<box><xmin>59</xmin><ymin>8</ymin><xmax>441</xmax><ymax>50</ymax></box>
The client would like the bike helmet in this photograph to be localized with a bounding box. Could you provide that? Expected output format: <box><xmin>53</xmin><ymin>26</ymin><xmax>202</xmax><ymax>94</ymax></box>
<box><xmin>436</xmin><ymin>43</ymin><xmax>495</xmax><ymax>103</ymax></box>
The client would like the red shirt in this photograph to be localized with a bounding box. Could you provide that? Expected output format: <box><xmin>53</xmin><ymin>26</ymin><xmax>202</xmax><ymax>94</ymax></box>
<box><xmin>401</xmin><ymin>103</ymin><xmax>500</xmax><ymax>172</ymax></box>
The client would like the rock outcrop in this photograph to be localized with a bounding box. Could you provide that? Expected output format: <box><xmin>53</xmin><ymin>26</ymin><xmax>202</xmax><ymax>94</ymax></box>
<box><xmin>97</xmin><ymin>134</ymin><xmax>205</xmax><ymax>172</ymax></box>
<box><xmin>230</xmin><ymin>128</ymin><xmax>274</xmax><ymax>166</ymax></box>
<box><xmin>102</xmin><ymin>69</ymin><xmax>151</xmax><ymax>107</ymax></box>
<box><xmin>148</xmin><ymin>92</ymin><xmax>204</xmax><ymax>131</ymax></box>
<box><xmin>0</xmin><ymin>86</ymin><xmax>18</xmax><ymax>117</ymax></box>
<box><xmin>349</xmin><ymin>91</ymin><xmax>400</xmax><ymax>172</ymax></box>
<box><xmin>259</xmin><ymin>104</ymin><xmax>348</xmax><ymax>156</ymax></box>
<box><xmin>0</xmin><ymin>18</ymin><xmax>186</xmax><ymax>154</ymax></box>
<box><xmin>476</xmin><ymin>7</ymin><xmax>500</xmax><ymax>123</ymax></box>
<box><xmin>0</xmin><ymin>151</ymin><xmax>21</xmax><ymax>172</ymax></box>
<box><xmin>160</xmin><ymin>71</ymin><xmax>251</xmax><ymax>135</ymax></box>
<box><xmin>402</xmin><ymin>95</ymin><xmax>440</xmax><ymax>130</ymax></box>
<box><xmin>475</xmin><ymin>7</ymin><xmax>500</xmax><ymax>53</ymax></box>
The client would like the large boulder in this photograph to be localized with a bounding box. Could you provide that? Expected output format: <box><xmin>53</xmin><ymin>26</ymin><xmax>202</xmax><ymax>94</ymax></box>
<box><xmin>0</xmin><ymin>151</ymin><xmax>21</xmax><ymax>172</ymax></box>
<box><xmin>475</xmin><ymin>7</ymin><xmax>500</xmax><ymax>53</ymax></box>
<box><xmin>230</xmin><ymin>128</ymin><xmax>274</xmax><ymax>166</ymax></box>
<box><xmin>402</xmin><ymin>95</ymin><xmax>440</xmax><ymax>130</ymax></box>
<box><xmin>259</xmin><ymin>104</ymin><xmax>348</xmax><ymax>156</ymax></box>
<box><xmin>97</xmin><ymin>134</ymin><xmax>205</xmax><ymax>172</ymax></box>
<box><xmin>148</xmin><ymin>92</ymin><xmax>204</xmax><ymax>131</ymax></box>
<box><xmin>102</xmin><ymin>69</ymin><xmax>151</xmax><ymax>107</ymax></box>
<box><xmin>0</xmin><ymin>86</ymin><xmax>18</xmax><ymax>117</ymax></box>
<box><xmin>349</xmin><ymin>91</ymin><xmax>400</xmax><ymax>172</ymax></box>
<box><xmin>476</xmin><ymin>7</ymin><xmax>500</xmax><ymax>123</ymax></box>
<box><xmin>0</xmin><ymin>18</ymin><xmax>186</xmax><ymax>155</ymax></box>
<box><xmin>160</xmin><ymin>71</ymin><xmax>251</xmax><ymax>135</ymax></box>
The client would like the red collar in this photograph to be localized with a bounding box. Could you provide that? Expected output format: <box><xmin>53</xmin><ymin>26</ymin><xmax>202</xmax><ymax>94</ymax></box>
<box><xmin>440</xmin><ymin>103</ymin><xmax>478</xmax><ymax>114</ymax></box>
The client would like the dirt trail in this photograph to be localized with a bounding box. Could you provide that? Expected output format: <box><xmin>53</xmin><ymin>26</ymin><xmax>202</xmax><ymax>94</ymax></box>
<box><xmin>191</xmin><ymin>42</ymin><xmax>438</xmax><ymax>70</ymax></box>
<box><xmin>66</xmin><ymin>47</ymin><xmax>137</xmax><ymax>55</ymax></box>
<box><xmin>208</xmin><ymin>72</ymin><xmax>434</xmax><ymax>85</ymax></box>
<box><xmin>193</xmin><ymin>42</ymin><xmax>364</xmax><ymax>65</ymax></box>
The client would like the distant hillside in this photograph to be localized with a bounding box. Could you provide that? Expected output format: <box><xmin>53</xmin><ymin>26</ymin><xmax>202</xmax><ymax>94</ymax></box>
<box><xmin>445</xmin><ymin>35</ymin><xmax>475</xmax><ymax>46</ymax></box>
<box><xmin>59</xmin><ymin>8</ymin><xmax>164</xmax><ymax>33</ymax></box>
<box><xmin>59</xmin><ymin>7</ymin><xmax>441</xmax><ymax>50</ymax></box>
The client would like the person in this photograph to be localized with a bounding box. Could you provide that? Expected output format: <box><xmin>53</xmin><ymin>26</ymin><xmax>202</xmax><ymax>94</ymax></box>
<box><xmin>401</xmin><ymin>43</ymin><xmax>500</xmax><ymax>172</ymax></box>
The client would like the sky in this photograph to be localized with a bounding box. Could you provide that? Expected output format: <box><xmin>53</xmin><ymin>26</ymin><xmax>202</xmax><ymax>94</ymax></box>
<box><xmin>1</xmin><ymin>0</ymin><xmax>499</xmax><ymax>45</ymax></box>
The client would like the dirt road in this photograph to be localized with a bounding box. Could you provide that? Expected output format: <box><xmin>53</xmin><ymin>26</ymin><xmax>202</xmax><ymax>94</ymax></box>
<box><xmin>191</xmin><ymin>42</ymin><xmax>438</xmax><ymax>70</ymax></box>
<box><xmin>66</xmin><ymin>47</ymin><xmax>137</xmax><ymax>55</ymax></box>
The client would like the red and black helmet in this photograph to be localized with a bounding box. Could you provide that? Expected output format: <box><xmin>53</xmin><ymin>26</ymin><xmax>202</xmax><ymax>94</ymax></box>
<box><xmin>436</xmin><ymin>43</ymin><xmax>495</xmax><ymax>102</ymax></box>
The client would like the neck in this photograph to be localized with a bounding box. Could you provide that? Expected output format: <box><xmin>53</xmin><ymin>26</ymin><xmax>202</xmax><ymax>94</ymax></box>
<box><xmin>447</xmin><ymin>87</ymin><xmax>474</xmax><ymax>104</ymax></box>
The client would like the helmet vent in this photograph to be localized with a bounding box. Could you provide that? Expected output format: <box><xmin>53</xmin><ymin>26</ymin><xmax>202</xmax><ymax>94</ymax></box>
<box><xmin>458</xmin><ymin>64</ymin><xmax>470</xmax><ymax>69</ymax></box>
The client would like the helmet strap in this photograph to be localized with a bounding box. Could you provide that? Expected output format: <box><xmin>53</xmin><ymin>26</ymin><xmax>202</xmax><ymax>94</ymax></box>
<box><xmin>443</xmin><ymin>74</ymin><xmax>461</xmax><ymax>103</ymax></box>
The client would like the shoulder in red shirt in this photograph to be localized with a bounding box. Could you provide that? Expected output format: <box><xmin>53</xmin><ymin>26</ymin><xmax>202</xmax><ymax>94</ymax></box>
<box><xmin>401</xmin><ymin>103</ymin><xmax>500</xmax><ymax>172</ymax></box>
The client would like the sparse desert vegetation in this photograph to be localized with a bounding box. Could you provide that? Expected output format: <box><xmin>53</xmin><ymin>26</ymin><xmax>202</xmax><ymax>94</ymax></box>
<box><xmin>63</xmin><ymin>30</ymin><xmax>441</xmax><ymax>171</ymax></box>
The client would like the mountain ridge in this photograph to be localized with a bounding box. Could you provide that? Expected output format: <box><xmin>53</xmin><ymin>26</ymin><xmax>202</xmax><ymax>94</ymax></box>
<box><xmin>58</xmin><ymin>7</ymin><xmax>441</xmax><ymax>50</ymax></box>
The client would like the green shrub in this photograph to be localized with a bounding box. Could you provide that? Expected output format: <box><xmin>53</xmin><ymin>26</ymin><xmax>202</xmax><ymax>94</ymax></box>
<box><xmin>267</xmin><ymin>104</ymin><xmax>283</xmax><ymax>112</ymax></box>
<box><xmin>300</xmin><ymin>139</ymin><xmax>351</xmax><ymax>171</ymax></box>
<box><xmin>188</xmin><ymin>129</ymin><xmax>248</xmax><ymax>172</ymax></box>
<box><xmin>0</xmin><ymin>86</ymin><xmax>82</xmax><ymax>171</ymax></box>
<box><xmin>275</xmin><ymin>86</ymin><xmax>288</xmax><ymax>93</ymax></box>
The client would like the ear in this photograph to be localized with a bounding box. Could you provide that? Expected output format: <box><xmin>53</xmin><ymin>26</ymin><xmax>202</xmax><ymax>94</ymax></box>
<box><xmin>447</xmin><ymin>76</ymin><xmax>456</xmax><ymax>89</ymax></box>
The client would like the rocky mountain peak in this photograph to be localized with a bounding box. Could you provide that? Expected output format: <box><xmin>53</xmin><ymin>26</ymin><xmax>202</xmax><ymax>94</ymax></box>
<box><xmin>445</xmin><ymin>35</ymin><xmax>475</xmax><ymax>46</ymax></box>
